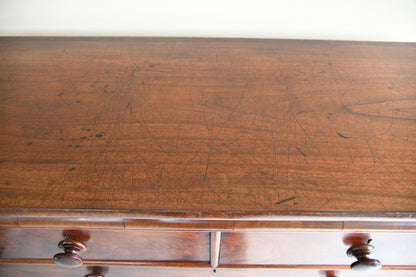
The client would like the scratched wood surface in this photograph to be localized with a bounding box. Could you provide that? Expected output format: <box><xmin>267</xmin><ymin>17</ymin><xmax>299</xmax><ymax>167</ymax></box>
<box><xmin>0</xmin><ymin>38</ymin><xmax>415</xmax><ymax>216</ymax></box>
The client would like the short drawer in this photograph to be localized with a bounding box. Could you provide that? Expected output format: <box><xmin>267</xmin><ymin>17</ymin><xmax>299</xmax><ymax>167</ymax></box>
<box><xmin>220</xmin><ymin>232</ymin><xmax>416</xmax><ymax>266</ymax></box>
<box><xmin>0</xmin><ymin>228</ymin><xmax>209</xmax><ymax>261</ymax></box>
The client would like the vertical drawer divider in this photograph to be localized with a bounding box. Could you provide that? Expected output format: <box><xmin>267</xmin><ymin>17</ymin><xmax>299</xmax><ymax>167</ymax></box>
<box><xmin>210</xmin><ymin>232</ymin><xmax>222</xmax><ymax>268</ymax></box>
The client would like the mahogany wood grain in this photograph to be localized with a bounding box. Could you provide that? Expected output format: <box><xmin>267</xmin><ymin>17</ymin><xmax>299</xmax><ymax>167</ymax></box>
<box><xmin>219</xmin><ymin>232</ymin><xmax>416</xmax><ymax>266</ymax></box>
<box><xmin>0</xmin><ymin>228</ymin><xmax>209</xmax><ymax>261</ymax></box>
<box><xmin>0</xmin><ymin>38</ymin><xmax>415</xmax><ymax>219</ymax></box>
<box><xmin>0</xmin><ymin>264</ymin><xmax>415</xmax><ymax>277</ymax></box>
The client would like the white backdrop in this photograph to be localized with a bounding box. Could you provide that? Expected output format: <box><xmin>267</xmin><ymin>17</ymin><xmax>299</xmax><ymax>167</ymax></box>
<box><xmin>0</xmin><ymin>0</ymin><xmax>415</xmax><ymax>41</ymax></box>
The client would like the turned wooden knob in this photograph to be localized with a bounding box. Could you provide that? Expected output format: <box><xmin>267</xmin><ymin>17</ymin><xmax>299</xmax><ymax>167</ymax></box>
<box><xmin>347</xmin><ymin>243</ymin><xmax>381</xmax><ymax>272</ymax></box>
<box><xmin>53</xmin><ymin>239</ymin><xmax>87</xmax><ymax>267</ymax></box>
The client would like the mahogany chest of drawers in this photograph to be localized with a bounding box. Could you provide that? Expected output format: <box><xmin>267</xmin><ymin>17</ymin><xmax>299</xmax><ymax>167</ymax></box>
<box><xmin>0</xmin><ymin>37</ymin><xmax>415</xmax><ymax>277</ymax></box>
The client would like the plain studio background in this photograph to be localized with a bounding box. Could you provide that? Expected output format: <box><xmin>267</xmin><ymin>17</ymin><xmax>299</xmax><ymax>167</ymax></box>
<box><xmin>0</xmin><ymin>0</ymin><xmax>415</xmax><ymax>41</ymax></box>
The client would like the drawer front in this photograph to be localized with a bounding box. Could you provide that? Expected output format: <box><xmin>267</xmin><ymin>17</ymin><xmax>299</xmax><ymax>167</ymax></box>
<box><xmin>0</xmin><ymin>228</ymin><xmax>209</xmax><ymax>261</ymax></box>
<box><xmin>220</xmin><ymin>232</ymin><xmax>416</xmax><ymax>266</ymax></box>
<box><xmin>0</xmin><ymin>264</ymin><xmax>415</xmax><ymax>277</ymax></box>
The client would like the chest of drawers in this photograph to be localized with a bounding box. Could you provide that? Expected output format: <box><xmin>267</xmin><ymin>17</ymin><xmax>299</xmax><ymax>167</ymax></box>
<box><xmin>0</xmin><ymin>37</ymin><xmax>415</xmax><ymax>277</ymax></box>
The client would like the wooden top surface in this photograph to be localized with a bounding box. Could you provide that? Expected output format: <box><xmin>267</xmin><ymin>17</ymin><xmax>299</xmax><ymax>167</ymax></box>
<box><xmin>0</xmin><ymin>38</ymin><xmax>415</xmax><ymax>219</ymax></box>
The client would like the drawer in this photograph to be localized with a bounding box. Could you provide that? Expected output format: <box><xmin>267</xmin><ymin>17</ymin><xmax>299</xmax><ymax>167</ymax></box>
<box><xmin>220</xmin><ymin>232</ymin><xmax>416</xmax><ymax>266</ymax></box>
<box><xmin>0</xmin><ymin>264</ymin><xmax>415</xmax><ymax>277</ymax></box>
<box><xmin>0</xmin><ymin>228</ymin><xmax>209</xmax><ymax>261</ymax></box>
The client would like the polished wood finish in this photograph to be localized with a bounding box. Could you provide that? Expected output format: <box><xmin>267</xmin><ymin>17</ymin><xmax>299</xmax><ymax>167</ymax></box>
<box><xmin>1</xmin><ymin>38</ymin><xmax>415</xmax><ymax>219</ymax></box>
<box><xmin>0</xmin><ymin>38</ymin><xmax>415</xmax><ymax>276</ymax></box>
<box><xmin>0</xmin><ymin>228</ymin><xmax>209</xmax><ymax>261</ymax></box>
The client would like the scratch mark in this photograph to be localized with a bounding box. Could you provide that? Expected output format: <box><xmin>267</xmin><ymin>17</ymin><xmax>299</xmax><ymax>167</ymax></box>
<box><xmin>215</xmin><ymin>91</ymin><xmax>245</xmax><ymax>139</ymax></box>
<box><xmin>126</xmin><ymin>101</ymin><xmax>133</xmax><ymax>113</ymax></box>
<box><xmin>141</xmin><ymin>118</ymin><xmax>169</xmax><ymax>156</ymax></box>
<box><xmin>103</xmin><ymin>84</ymin><xmax>109</xmax><ymax>94</ymax></box>
<box><xmin>337</xmin><ymin>131</ymin><xmax>352</xmax><ymax>139</ymax></box>
<box><xmin>377</xmin><ymin>199</ymin><xmax>386</xmax><ymax>210</ymax></box>
<box><xmin>296</xmin><ymin>147</ymin><xmax>307</xmax><ymax>157</ymax></box>
<box><xmin>380</xmin><ymin>155</ymin><xmax>416</xmax><ymax>174</ymax></box>
<box><xmin>365</xmin><ymin>139</ymin><xmax>376</xmax><ymax>165</ymax></box>
<box><xmin>204</xmin><ymin>91</ymin><xmax>245</xmax><ymax>181</ymax></box>
<box><xmin>285</xmin><ymin>77</ymin><xmax>320</xmax><ymax>153</ymax></box>
<box><xmin>275</xmin><ymin>196</ymin><xmax>296</xmax><ymax>205</ymax></box>
<box><xmin>318</xmin><ymin>199</ymin><xmax>331</xmax><ymax>210</ymax></box>
<box><xmin>363</xmin><ymin>97</ymin><xmax>395</xmax><ymax>167</ymax></box>
<box><xmin>368</xmin><ymin>100</ymin><xmax>395</xmax><ymax>140</ymax></box>
<box><xmin>343</xmin><ymin>99</ymin><xmax>414</xmax><ymax>121</ymax></box>
<box><xmin>289</xmin><ymin>105</ymin><xmax>320</xmax><ymax>152</ymax></box>
<box><xmin>271</xmin><ymin>128</ymin><xmax>279</xmax><ymax>176</ymax></box>
<box><xmin>203</xmin><ymin>143</ymin><xmax>213</xmax><ymax>181</ymax></box>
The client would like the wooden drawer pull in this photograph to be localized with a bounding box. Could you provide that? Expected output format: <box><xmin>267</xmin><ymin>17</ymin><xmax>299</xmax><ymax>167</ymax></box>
<box><xmin>346</xmin><ymin>240</ymin><xmax>381</xmax><ymax>272</ymax></box>
<box><xmin>53</xmin><ymin>239</ymin><xmax>87</xmax><ymax>267</ymax></box>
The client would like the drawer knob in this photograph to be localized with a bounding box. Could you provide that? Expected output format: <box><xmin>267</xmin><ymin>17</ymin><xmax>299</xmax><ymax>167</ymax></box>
<box><xmin>347</xmin><ymin>242</ymin><xmax>381</xmax><ymax>272</ymax></box>
<box><xmin>53</xmin><ymin>239</ymin><xmax>87</xmax><ymax>267</ymax></box>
